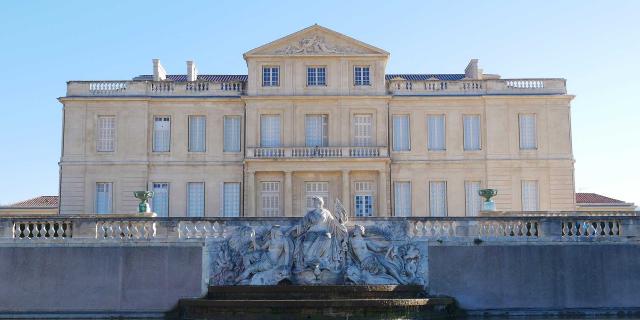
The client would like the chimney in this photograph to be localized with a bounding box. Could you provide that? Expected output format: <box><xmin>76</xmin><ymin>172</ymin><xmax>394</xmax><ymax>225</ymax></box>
<box><xmin>153</xmin><ymin>59</ymin><xmax>167</xmax><ymax>81</ymax></box>
<box><xmin>187</xmin><ymin>60</ymin><xmax>198</xmax><ymax>82</ymax></box>
<box><xmin>464</xmin><ymin>59</ymin><xmax>482</xmax><ymax>80</ymax></box>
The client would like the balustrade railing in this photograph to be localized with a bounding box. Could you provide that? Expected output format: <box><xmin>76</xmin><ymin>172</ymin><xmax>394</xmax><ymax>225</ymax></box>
<box><xmin>388</xmin><ymin>78</ymin><xmax>566</xmax><ymax>95</ymax></box>
<box><xmin>247</xmin><ymin>146</ymin><xmax>388</xmax><ymax>159</ymax></box>
<box><xmin>67</xmin><ymin>80</ymin><xmax>244</xmax><ymax>97</ymax></box>
<box><xmin>0</xmin><ymin>214</ymin><xmax>637</xmax><ymax>243</ymax></box>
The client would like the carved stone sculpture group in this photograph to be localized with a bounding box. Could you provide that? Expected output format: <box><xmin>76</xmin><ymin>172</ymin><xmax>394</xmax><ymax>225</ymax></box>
<box><xmin>210</xmin><ymin>196</ymin><xmax>425</xmax><ymax>286</ymax></box>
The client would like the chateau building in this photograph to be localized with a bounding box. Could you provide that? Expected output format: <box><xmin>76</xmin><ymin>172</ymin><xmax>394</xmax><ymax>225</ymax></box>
<box><xmin>58</xmin><ymin>25</ymin><xmax>575</xmax><ymax>217</ymax></box>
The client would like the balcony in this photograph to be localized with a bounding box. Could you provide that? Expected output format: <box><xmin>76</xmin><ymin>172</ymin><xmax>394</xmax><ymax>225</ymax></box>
<box><xmin>387</xmin><ymin>78</ymin><xmax>566</xmax><ymax>96</ymax></box>
<box><xmin>246</xmin><ymin>146</ymin><xmax>389</xmax><ymax>159</ymax></box>
<box><xmin>66</xmin><ymin>80</ymin><xmax>244</xmax><ymax>97</ymax></box>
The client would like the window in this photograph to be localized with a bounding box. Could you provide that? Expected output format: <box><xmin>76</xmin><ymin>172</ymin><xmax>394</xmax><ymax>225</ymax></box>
<box><xmin>261</xmin><ymin>182</ymin><xmax>281</xmax><ymax>217</ymax></box>
<box><xmin>354</xmin><ymin>181</ymin><xmax>374</xmax><ymax>217</ymax></box>
<box><xmin>188</xmin><ymin>116</ymin><xmax>206</xmax><ymax>152</ymax></box>
<box><xmin>353</xmin><ymin>114</ymin><xmax>373</xmax><ymax>146</ymax></box>
<box><xmin>95</xmin><ymin>182</ymin><xmax>112</xmax><ymax>214</ymax></box>
<box><xmin>463</xmin><ymin>115</ymin><xmax>481</xmax><ymax>151</ymax></box>
<box><xmin>519</xmin><ymin>114</ymin><xmax>537</xmax><ymax>150</ymax></box>
<box><xmin>223</xmin><ymin>116</ymin><xmax>241</xmax><ymax>152</ymax></box>
<box><xmin>354</xmin><ymin>66</ymin><xmax>370</xmax><ymax>86</ymax></box>
<box><xmin>153</xmin><ymin>116</ymin><xmax>171</xmax><ymax>152</ymax></box>
<box><xmin>305</xmin><ymin>182</ymin><xmax>329</xmax><ymax>212</ymax></box>
<box><xmin>97</xmin><ymin>116</ymin><xmax>115</xmax><ymax>152</ymax></box>
<box><xmin>152</xmin><ymin>183</ymin><xmax>169</xmax><ymax>217</ymax></box>
<box><xmin>222</xmin><ymin>182</ymin><xmax>240</xmax><ymax>217</ymax></box>
<box><xmin>394</xmin><ymin>182</ymin><xmax>411</xmax><ymax>217</ymax></box>
<box><xmin>392</xmin><ymin>115</ymin><xmax>410</xmax><ymax>151</ymax></box>
<box><xmin>307</xmin><ymin>66</ymin><xmax>326</xmax><ymax>86</ymax></box>
<box><xmin>305</xmin><ymin>115</ymin><xmax>328</xmax><ymax>147</ymax></box>
<box><xmin>260</xmin><ymin>115</ymin><xmax>281</xmax><ymax>147</ymax></box>
<box><xmin>521</xmin><ymin>180</ymin><xmax>539</xmax><ymax>211</ymax></box>
<box><xmin>465</xmin><ymin>181</ymin><xmax>482</xmax><ymax>216</ymax></box>
<box><xmin>429</xmin><ymin>181</ymin><xmax>447</xmax><ymax>217</ymax></box>
<box><xmin>427</xmin><ymin>115</ymin><xmax>446</xmax><ymax>151</ymax></box>
<box><xmin>187</xmin><ymin>182</ymin><xmax>205</xmax><ymax>217</ymax></box>
<box><xmin>262</xmin><ymin>66</ymin><xmax>279</xmax><ymax>87</ymax></box>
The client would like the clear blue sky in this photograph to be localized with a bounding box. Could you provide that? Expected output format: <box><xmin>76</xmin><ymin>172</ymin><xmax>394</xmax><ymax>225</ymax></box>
<box><xmin>0</xmin><ymin>0</ymin><xmax>638</xmax><ymax>207</ymax></box>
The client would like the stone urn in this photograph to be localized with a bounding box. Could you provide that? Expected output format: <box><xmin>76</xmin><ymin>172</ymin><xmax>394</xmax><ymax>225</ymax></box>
<box><xmin>478</xmin><ymin>189</ymin><xmax>498</xmax><ymax>211</ymax></box>
<box><xmin>134</xmin><ymin>191</ymin><xmax>154</xmax><ymax>213</ymax></box>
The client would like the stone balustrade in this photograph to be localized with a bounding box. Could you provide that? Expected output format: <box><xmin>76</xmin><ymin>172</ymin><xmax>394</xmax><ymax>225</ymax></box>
<box><xmin>387</xmin><ymin>78</ymin><xmax>566</xmax><ymax>96</ymax></box>
<box><xmin>247</xmin><ymin>146</ymin><xmax>389</xmax><ymax>159</ymax></box>
<box><xmin>67</xmin><ymin>80</ymin><xmax>245</xmax><ymax>97</ymax></box>
<box><xmin>1</xmin><ymin>213</ymin><xmax>638</xmax><ymax>243</ymax></box>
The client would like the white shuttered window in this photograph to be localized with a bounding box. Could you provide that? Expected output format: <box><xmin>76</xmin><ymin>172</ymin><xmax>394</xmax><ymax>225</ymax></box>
<box><xmin>519</xmin><ymin>114</ymin><xmax>537</xmax><ymax>150</ymax></box>
<box><xmin>305</xmin><ymin>182</ymin><xmax>329</xmax><ymax>212</ymax></box>
<box><xmin>97</xmin><ymin>116</ymin><xmax>115</xmax><ymax>152</ymax></box>
<box><xmin>224</xmin><ymin>116</ymin><xmax>241</xmax><ymax>152</ymax></box>
<box><xmin>260</xmin><ymin>115</ymin><xmax>281</xmax><ymax>147</ymax></box>
<box><xmin>427</xmin><ymin>115</ymin><xmax>446</xmax><ymax>151</ymax></box>
<box><xmin>353</xmin><ymin>114</ymin><xmax>373</xmax><ymax>146</ymax></box>
<box><xmin>394</xmin><ymin>182</ymin><xmax>411</xmax><ymax>217</ymax></box>
<box><xmin>153</xmin><ymin>116</ymin><xmax>170</xmax><ymax>152</ymax></box>
<box><xmin>463</xmin><ymin>115</ymin><xmax>481</xmax><ymax>151</ymax></box>
<box><xmin>521</xmin><ymin>180</ymin><xmax>539</xmax><ymax>211</ymax></box>
<box><xmin>465</xmin><ymin>181</ymin><xmax>482</xmax><ymax>216</ymax></box>
<box><xmin>261</xmin><ymin>182</ymin><xmax>281</xmax><ymax>217</ymax></box>
<box><xmin>188</xmin><ymin>116</ymin><xmax>206</xmax><ymax>152</ymax></box>
<box><xmin>392</xmin><ymin>115</ymin><xmax>410</xmax><ymax>151</ymax></box>
<box><xmin>305</xmin><ymin>115</ymin><xmax>328</xmax><ymax>147</ymax></box>
<box><xmin>429</xmin><ymin>181</ymin><xmax>447</xmax><ymax>217</ymax></box>
<box><xmin>223</xmin><ymin>182</ymin><xmax>240</xmax><ymax>217</ymax></box>
<box><xmin>152</xmin><ymin>183</ymin><xmax>169</xmax><ymax>217</ymax></box>
<box><xmin>95</xmin><ymin>182</ymin><xmax>113</xmax><ymax>214</ymax></box>
<box><xmin>187</xmin><ymin>182</ymin><xmax>205</xmax><ymax>217</ymax></box>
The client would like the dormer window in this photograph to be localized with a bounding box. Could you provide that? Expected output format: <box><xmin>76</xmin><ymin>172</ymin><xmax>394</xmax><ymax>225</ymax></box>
<box><xmin>354</xmin><ymin>66</ymin><xmax>370</xmax><ymax>86</ymax></box>
<box><xmin>307</xmin><ymin>66</ymin><xmax>326</xmax><ymax>86</ymax></box>
<box><xmin>262</xmin><ymin>66</ymin><xmax>279</xmax><ymax>87</ymax></box>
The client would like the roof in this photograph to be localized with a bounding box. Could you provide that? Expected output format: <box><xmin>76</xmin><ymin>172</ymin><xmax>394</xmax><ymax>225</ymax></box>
<box><xmin>5</xmin><ymin>196</ymin><xmax>59</xmax><ymax>208</ymax></box>
<box><xmin>576</xmin><ymin>193</ymin><xmax>631</xmax><ymax>205</ymax></box>
<box><xmin>385</xmin><ymin>74</ymin><xmax>466</xmax><ymax>81</ymax></box>
<box><xmin>133</xmin><ymin>75</ymin><xmax>248</xmax><ymax>82</ymax></box>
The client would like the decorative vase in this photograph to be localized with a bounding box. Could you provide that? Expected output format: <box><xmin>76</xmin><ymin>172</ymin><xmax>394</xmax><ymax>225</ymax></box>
<box><xmin>478</xmin><ymin>189</ymin><xmax>498</xmax><ymax>211</ymax></box>
<box><xmin>134</xmin><ymin>191</ymin><xmax>154</xmax><ymax>213</ymax></box>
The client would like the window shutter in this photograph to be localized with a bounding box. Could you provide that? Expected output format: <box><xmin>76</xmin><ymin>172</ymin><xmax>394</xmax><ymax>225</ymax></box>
<box><xmin>152</xmin><ymin>182</ymin><xmax>169</xmax><ymax>217</ymax></box>
<box><xmin>353</xmin><ymin>114</ymin><xmax>373</xmax><ymax>146</ymax></box>
<box><xmin>96</xmin><ymin>182</ymin><xmax>113</xmax><ymax>214</ymax></box>
<box><xmin>224</xmin><ymin>116</ymin><xmax>241</xmax><ymax>152</ymax></box>
<box><xmin>394</xmin><ymin>182</ymin><xmax>411</xmax><ymax>217</ymax></box>
<box><xmin>305</xmin><ymin>115</ymin><xmax>328</xmax><ymax>147</ymax></box>
<box><xmin>187</xmin><ymin>182</ymin><xmax>205</xmax><ymax>217</ymax></box>
<box><xmin>393</xmin><ymin>115</ymin><xmax>410</xmax><ymax>151</ymax></box>
<box><xmin>222</xmin><ymin>182</ymin><xmax>240</xmax><ymax>217</ymax></box>
<box><xmin>521</xmin><ymin>180</ymin><xmax>539</xmax><ymax>211</ymax></box>
<box><xmin>260</xmin><ymin>115</ymin><xmax>281</xmax><ymax>147</ymax></box>
<box><xmin>465</xmin><ymin>181</ymin><xmax>482</xmax><ymax>216</ymax></box>
<box><xmin>429</xmin><ymin>181</ymin><xmax>447</xmax><ymax>217</ymax></box>
<box><xmin>97</xmin><ymin>116</ymin><xmax>115</xmax><ymax>152</ymax></box>
<box><xmin>428</xmin><ymin>115</ymin><xmax>445</xmax><ymax>151</ymax></box>
<box><xmin>153</xmin><ymin>116</ymin><xmax>170</xmax><ymax>152</ymax></box>
<box><xmin>463</xmin><ymin>115</ymin><xmax>481</xmax><ymax>151</ymax></box>
<box><xmin>519</xmin><ymin>114</ymin><xmax>537</xmax><ymax>150</ymax></box>
<box><xmin>189</xmin><ymin>116</ymin><xmax>206</xmax><ymax>152</ymax></box>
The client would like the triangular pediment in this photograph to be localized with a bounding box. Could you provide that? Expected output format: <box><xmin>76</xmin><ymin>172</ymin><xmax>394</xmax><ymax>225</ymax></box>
<box><xmin>244</xmin><ymin>24</ymin><xmax>389</xmax><ymax>58</ymax></box>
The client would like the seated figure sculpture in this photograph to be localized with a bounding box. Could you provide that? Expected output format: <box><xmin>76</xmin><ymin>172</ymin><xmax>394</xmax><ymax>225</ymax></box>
<box><xmin>235</xmin><ymin>225</ymin><xmax>293</xmax><ymax>285</ymax></box>
<box><xmin>287</xmin><ymin>196</ymin><xmax>348</xmax><ymax>284</ymax></box>
<box><xmin>346</xmin><ymin>225</ymin><xmax>412</xmax><ymax>285</ymax></box>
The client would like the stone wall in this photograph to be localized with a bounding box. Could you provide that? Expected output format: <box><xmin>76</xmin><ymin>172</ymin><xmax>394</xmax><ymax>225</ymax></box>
<box><xmin>428</xmin><ymin>244</ymin><xmax>640</xmax><ymax>312</ymax></box>
<box><xmin>0</xmin><ymin>244</ymin><xmax>205</xmax><ymax>316</ymax></box>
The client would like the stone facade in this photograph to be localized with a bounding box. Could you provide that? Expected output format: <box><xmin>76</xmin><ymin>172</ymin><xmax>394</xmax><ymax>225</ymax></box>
<box><xmin>58</xmin><ymin>25</ymin><xmax>575</xmax><ymax>216</ymax></box>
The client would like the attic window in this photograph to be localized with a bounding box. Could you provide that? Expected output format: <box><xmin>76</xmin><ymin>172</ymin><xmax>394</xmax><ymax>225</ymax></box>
<box><xmin>354</xmin><ymin>66</ymin><xmax>370</xmax><ymax>86</ymax></box>
<box><xmin>262</xmin><ymin>66</ymin><xmax>279</xmax><ymax>87</ymax></box>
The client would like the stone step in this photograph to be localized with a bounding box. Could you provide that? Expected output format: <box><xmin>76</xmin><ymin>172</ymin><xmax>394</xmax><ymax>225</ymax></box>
<box><xmin>179</xmin><ymin>297</ymin><xmax>455</xmax><ymax>320</ymax></box>
<box><xmin>207</xmin><ymin>284</ymin><xmax>427</xmax><ymax>300</ymax></box>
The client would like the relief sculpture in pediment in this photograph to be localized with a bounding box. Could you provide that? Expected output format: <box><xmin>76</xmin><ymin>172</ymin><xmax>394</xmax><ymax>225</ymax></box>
<box><xmin>275</xmin><ymin>34</ymin><xmax>367</xmax><ymax>55</ymax></box>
